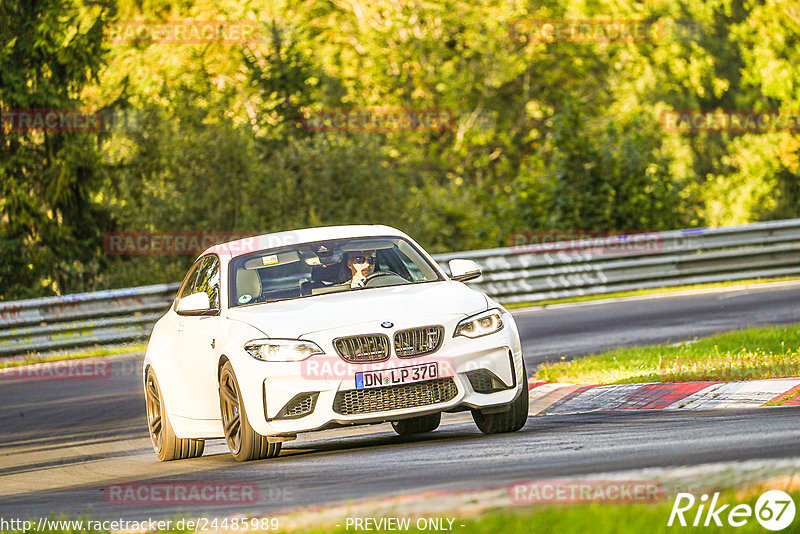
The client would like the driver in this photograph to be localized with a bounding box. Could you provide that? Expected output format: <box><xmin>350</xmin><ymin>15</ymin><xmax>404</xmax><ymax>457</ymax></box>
<box><xmin>346</xmin><ymin>250</ymin><xmax>376</xmax><ymax>288</ymax></box>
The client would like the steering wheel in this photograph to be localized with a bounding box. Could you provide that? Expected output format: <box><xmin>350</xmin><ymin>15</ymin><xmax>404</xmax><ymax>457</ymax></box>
<box><xmin>363</xmin><ymin>271</ymin><xmax>400</xmax><ymax>287</ymax></box>
<box><xmin>364</xmin><ymin>271</ymin><xmax>395</xmax><ymax>281</ymax></box>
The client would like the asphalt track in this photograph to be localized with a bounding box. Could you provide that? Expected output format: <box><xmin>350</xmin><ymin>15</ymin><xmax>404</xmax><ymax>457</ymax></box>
<box><xmin>1</xmin><ymin>283</ymin><xmax>800</xmax><ymax>522</ymax></box>
<box><xmin>517</xmin><ymin>282</ymin><xmax>800</xmax><ymax>364</ymax></box>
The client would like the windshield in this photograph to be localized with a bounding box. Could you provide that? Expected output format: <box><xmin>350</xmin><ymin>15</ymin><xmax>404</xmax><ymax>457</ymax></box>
<box><xmin>228</xmin><ymin>236</ymin><xmax>443</xmax><ymax>307</ymax></box>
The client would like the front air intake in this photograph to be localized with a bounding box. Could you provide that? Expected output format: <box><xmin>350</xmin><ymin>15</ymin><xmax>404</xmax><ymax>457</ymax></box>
<box><xmin>274</xmin><ymin>392</ymin><xmax>319</xmax><ymax>419</ymax></box>
<box><xmin>333</xmin><ymin>378</ymin><xmax>458</xmax><ymax>415</ymax></box>
<box><xmin>466</xmin><ymin>369</ymin><xmax>512</xmax><ymax>393</ymax></box>
<box><xmin>334</xmin><ymin>334</ymin><xmax>390</xmax><ymax>363</ymax></box>
<box><xmin>394</xmin><ymin>325</ymin><xmax>444</xmax><ymax>358</ymax></box>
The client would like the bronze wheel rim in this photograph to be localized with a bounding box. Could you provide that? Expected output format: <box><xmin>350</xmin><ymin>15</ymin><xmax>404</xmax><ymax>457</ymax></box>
<box><xmin>220</xmin><ymin>369</ymin><xmax>242</xmax><ymax>454</ymax></box>
<box><xmin>145</xmin><ymin>370</ymin><xmax>163</xmax><ymax>452</ymax></box>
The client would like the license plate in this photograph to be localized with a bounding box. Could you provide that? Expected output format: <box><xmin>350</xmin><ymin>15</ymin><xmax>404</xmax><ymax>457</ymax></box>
<box><xmin>355</xmin><ymin>362</ymin><xmax>439</xmax><ymax>390</ymax></box>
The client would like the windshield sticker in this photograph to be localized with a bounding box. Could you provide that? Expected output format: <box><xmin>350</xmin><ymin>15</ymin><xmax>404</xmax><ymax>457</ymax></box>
<box><xmin>238</xmin><ymin>294</ymin><xmax>252</xmax><ymax>304</ymax></box>
<box><xmin>262</xmin><ymin>254</ymin><xmax>279</xmax><ymax>265</ymax></box>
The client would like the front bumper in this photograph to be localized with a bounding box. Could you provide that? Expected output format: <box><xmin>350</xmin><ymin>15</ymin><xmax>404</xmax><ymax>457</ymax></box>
<box><xmin>234</xmin><ymin>322</ymin><xmax>525</xmax><ymax>437</ymax></box>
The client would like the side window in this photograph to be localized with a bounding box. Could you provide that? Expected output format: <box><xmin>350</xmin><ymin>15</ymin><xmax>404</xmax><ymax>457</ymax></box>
<box><xmin>194</xmin><ymin>256</ymin><xmax>221</xmax><ymax>310</ymax></box>
<box><xmin>178</xmin><ymin>259</ymin><xmax>204</xmax><ymax>300</ymax></box>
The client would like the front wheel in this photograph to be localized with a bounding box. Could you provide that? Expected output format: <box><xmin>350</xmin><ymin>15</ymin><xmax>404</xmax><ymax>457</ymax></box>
<box><xmin>392</xmin><ymin>412</ymin><xmax>441</xmax><ymax>436</ymax></box>
<box><xmin>144</xmin><ymin>367</ymin><xmax>204</xmax><ymax>461</ymax></box>
<box><xmin>219</xmin><ymin>361</ymin><xmax>281</xmax><ymax>462</ymax></box>
<box><xmin>471</xmin><ymin>361</ymin><xmax>529</xmax><ymax>435</ymax></box>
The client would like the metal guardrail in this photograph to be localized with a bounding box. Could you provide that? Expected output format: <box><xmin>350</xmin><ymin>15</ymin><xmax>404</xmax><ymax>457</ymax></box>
<box><xmin>437</xmin><ymin>218</ymin><xmax>800</xmax><ymax>304</ymax></box>
<box><xmin>0</xmin><ymin>285</ymin><xmax>179</xmax><ymax>356</ymax></box>
<box><xmin>2</xmin><ymin>219</ymin><xmax>800</xmax><ymax>357</ymax></box>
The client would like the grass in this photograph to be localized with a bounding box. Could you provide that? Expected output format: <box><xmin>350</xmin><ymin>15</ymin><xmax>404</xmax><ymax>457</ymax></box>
<box><xmin>425</xmin><ymin>488</ymin><xmax>796</xmax><ymax>534</ymax></box>
<box><xmin>0</xmin><ymin>343</ymin><xmax>146</xmax><ymax>369</ymax></box>
<box><xmin>534</xmin><ymin>325</ymin><xmax>800</xmax><ymax>385</ymax></box>
<box><xmin>504</xmin><ymin>276</ymin><xmax>800</xmax><ymax>309</ymax></box>
<box><xmin>9</xmin><ymin>488</ymin><xmax>799</xmax><ymax>533</ymax></box>
<box><xmin>365</xmin><ymin>489</ymin><xmax>800</xmax><ymax>534</ymax></box>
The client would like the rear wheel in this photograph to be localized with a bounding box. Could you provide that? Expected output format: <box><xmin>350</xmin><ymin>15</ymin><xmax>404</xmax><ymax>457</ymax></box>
<box><xmin>144</xmin><ymin>367</ymin><xmax>204</xmax><ymax>461</ymax></box>
<box><xmin>472</xmin><ymin>361</ymin><xmax>529</xmax><ymax>435</ymax></box>
<box><xmin>219</xmin><ymin>361</ymin><xmax>281</xmax><ymax>462</ymax></box>
<box><xmin>392</xmin><ymin>412</ymin><xmax>441</xmax><ymax>436</ymax></box>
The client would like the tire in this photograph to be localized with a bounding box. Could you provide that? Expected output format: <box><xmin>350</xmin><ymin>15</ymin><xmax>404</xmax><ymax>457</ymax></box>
<box><xmin>144</xmin><ymin>367</ymin><xmax>205</xmax><ymax>461</ymax></box>
<box><xmin>392</xmin><ymin>412</ymin><xmax>441</xmax><ymax>436</ymax></box>
<box><xmin>471</xmin><ymin>360</ymin><xmax>529</xmax><ymax>435</ymax></box>
<box><xmin>219</xmin><ymin>361</ymin><xmax>282</xmax><ymax>462</ymax></box>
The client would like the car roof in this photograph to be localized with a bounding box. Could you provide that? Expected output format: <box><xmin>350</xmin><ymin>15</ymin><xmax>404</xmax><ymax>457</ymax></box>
<box><xmin>203</xmin><ymin>224</ymin><xmax>410</xmax><ymax>258</ymax></box>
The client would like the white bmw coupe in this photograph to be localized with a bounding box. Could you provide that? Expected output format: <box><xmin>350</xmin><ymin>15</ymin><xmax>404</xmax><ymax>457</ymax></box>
<box><xmin>143</xmin><ymin>225</ymin><xmax>528</xmax><ymax>461</ymax></box>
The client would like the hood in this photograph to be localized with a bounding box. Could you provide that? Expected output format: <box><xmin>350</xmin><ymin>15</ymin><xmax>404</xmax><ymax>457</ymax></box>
<box><xmin>224</xmin><ymin>281</ymin><xmax>487</xmax><ymax>339</ymax></box>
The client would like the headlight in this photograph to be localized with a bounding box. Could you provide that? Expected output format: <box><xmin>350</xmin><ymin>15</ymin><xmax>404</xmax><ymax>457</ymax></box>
<box><xmin>244</xmin><ymin>339</ymin><xmax>324</xmax><ymax>362</ymax></box>
<box><xmin>454</xmin><ymin>309</ymin><xmax>504</xmax><ymax>338</ymax></box>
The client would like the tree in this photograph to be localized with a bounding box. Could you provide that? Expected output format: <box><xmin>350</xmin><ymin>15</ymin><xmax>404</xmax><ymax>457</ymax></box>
<box><xmin>0</xmin><ymin>0</ymin><xmax>112</xmax><ymax>299</ymax></box>
<box><xmin>543</xmin><ymin>104</ymin><xmax>690</xmax><ymax>232</ymax></box>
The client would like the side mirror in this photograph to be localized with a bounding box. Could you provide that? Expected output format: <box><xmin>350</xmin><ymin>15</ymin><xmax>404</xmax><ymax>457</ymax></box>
<box><xmin>176</xmin><ymin>291</ymin><xmax>212</xmax><ymax>315</ymax></box>
<box><xmin>449</xmin><ymin>259</ymin><xmax>482</xmax><ymax>282</ymax></box>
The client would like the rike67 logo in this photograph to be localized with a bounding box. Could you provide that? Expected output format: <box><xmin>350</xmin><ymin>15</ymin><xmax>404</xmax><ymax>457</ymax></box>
<box><xmin>668</xmin><ymin>490</ymin><xmax>796</xmax><ymax>531</ymax></box>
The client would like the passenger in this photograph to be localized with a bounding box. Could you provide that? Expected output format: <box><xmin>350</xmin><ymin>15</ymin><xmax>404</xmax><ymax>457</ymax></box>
<box><xmin>345</xmin><ymin>251</ymin><xmax>377</xmax><ymax>288</ymax></box>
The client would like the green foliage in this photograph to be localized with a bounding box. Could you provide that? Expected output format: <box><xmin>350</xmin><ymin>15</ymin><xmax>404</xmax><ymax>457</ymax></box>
<box><xmin>242</xmin><ymin>20</ymin><xmax>327</xmax><ymax>141</ymax></box>
<box><xmin>544</xmin><ymin>105</ymin><xmax>691</xmax><ymax>231</ymax></box>
<box><xmin>2</xmin><ymin>0</ymin><xmax>800</xmax><ymax>298</ymax></box>
<box><xmin>247</xmin><ymin>134</ymin><xmax>410</xmax><ymax>231</ymax></box>
<box><xmin>0</xmin><ymin>0</ymin><xmax>112</xmax><ymax>299</ymax></box>
<box><xmin>535</xmin><ymin>324</ymin><xmax>800</xmax><ymax>385</ymax></box>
